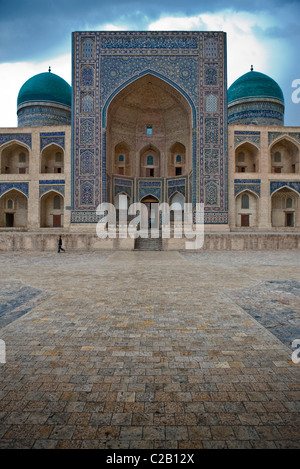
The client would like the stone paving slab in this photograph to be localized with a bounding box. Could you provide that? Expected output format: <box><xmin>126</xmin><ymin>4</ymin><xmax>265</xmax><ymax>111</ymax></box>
<box><xmin>0</xmin><ymin>249</ymin><xmax>299</xmax><ymax>449</ymax></box>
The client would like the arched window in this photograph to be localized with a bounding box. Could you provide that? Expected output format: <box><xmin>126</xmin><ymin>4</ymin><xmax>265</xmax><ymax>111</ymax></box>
<box><xmin>238</xmin><ymin>152</ymin><xmax>245</xmax><ymax>162</ymax></box>
<box><xmin>241</xmin><ymin>194</ymin><xmax>249</xmax><ymax>209</ymax></box>
<box><xmin>118</xmin><ymin>154</ymin><xmax>124</xmax><ymax>163</ymax></box>
<box><xmin>176</xmin><ymin>155</ymin><xmax>181</xmax><ymax>163</ymax></box>
<box><xmin>7</xmin><ymin>199</ymin><xmax>13</xmax><ymax>209</ymax></box>
<box><xmin>19</xmin><ymin>152</ymin><xmax>26</xmax><ymax>163</ymax></box>
<box><xmin>55</xmin><ymin>152</ymin><xmax>62</xmax><ymax>162</ymax></box>
<box><xmin>147</xmin><ymin>155</ymin><xmax>154</xmax><ymax>166</ymax></box>
<box><xmin>286</xmin><ymin>197</ymin><xmax>293</xmax><ymax>208</ymax></box>
<box><xmin>53</xmin><ymin>195</ymin><xmax>61</xmax><ymax>210</ymax></box>
<box><xmin>82</xmin><ymin>39</ymin><xmax>94</xmax><ymax>58</ymax></box>
<box><xmin>274</xmin><ymin>151</ymin><xmax>281</xmax><ymax>162</ymax></box>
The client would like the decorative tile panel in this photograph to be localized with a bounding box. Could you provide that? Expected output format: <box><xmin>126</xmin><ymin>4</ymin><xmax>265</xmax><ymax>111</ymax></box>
<box><xmin>234</xmin><ymin>179</ymin><xmax>261</xmax><ymax>197</ymax></box>
<box><xmin>0</xmin><ymin>182</ymin><xmax>29</xmax><ymax>198</ymax></box>
<box><xmin>0</xmin><ymin>134</ymin><xmax>31</xmax><ymax>149</ymax></box>
<box><xmin>40</xmin><ymin>132</ymin><xmax>65</xmax><ymax>150</ymax></box>
<box><xmin>270</xmin><ymin>181</ymin><xmax>300</xmax><ymax>195</ymax></box>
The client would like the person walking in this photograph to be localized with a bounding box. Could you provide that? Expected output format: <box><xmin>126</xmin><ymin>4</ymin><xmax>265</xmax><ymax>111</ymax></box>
<box><xmin>58</xmin><ymin>235</ymin><xmax>65</xmax><ymax>253</ymax></box>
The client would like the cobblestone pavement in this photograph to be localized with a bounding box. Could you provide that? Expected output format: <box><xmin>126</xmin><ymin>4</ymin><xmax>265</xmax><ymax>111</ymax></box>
<box><xmin>0</xmin><ymin>249</ymin><xmax>299</xmax><ymax>449</ymax></box>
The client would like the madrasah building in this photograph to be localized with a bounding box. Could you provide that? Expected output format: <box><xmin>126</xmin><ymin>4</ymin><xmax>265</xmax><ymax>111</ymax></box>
<box><xmin>0</xmin><ymin>30</ymin><xmax>300</xmax><ymax>251</ymax></box>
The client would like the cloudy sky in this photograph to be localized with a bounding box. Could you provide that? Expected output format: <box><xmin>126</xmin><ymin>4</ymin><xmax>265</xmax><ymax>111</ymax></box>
<box><xmin>0</xmin><ymin>0</ymin><xmax>299</xmax><ymax>127</ymax></box>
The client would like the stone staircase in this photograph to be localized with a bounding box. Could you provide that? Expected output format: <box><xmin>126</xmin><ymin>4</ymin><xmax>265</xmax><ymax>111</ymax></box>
<box><xmin>134</xmin><ymin>235</ymin><xmax>162</xmax><ymax>251</ymax></box>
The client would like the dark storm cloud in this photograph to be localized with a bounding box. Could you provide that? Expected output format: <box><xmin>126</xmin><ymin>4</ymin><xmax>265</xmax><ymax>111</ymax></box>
<box><xmin>0</xmin><ymin>0</ymin><xmax>298</xmax><ymax>61</ymax></box>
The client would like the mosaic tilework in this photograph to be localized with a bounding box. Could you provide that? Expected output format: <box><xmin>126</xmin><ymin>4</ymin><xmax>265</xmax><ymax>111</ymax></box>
<box><xmin>80</xmin><ymin>149</ymin><xmax>95</xmax><ymax>175</ymax></box>
<box><xmin>234</xmin><ymin>179</ymin><xmax>261</xmax><ymax>197</ymax></box>
<box><xmin>137</xmin><ymin>179</ymin><xmax>162</xmax><ymax>202</ymax></box>
<box><xmin>228</xmin><ymin>102</ymin><xmax>284</xmax><ymax>126</ymax></box>
<box><xmin>205</xmin><ymin>180</ymin><xmax>219</xmax><ymax>205</ymax></box>
<box><xmin>0</xmin><ymin>182</ymin><xmax>29</xmax><ymax>198</ymax></box>
<box><xmin>268</xmin><ymin>132</ymin><xmax>300</xmax><ymax>146</ymax></box>
<box><xmin>0</xmin><ymin>133</ymin><xmax>31</xmax><ymax>149</ymax></box>
<box><xmin>39</xmin><ymin>184</ymin><xmax>65</xmax><ymax>198</ymax></box>
<box><xmin>234</xmin><ymin>131</ymin><xmax>260</xmax><ymax>148</ymax></box>
<box><xmin>18</xmin><ymin>106</ymin><xmax>71</xmax><ymax>127</ymax></box>
<box><xmin>80</xmin><ymin>64</ymin><xmax>95</xmax><ymax>86</ymax></box>
<box><xmin>205</xmin><ymin>149</ymin><xmax>219</xmax><ymax>175</ymax></box>
<box><xmin>113</xmin><ymin>177</ymin><xmax>133</xmax><ymax>199</ymax></box>
<box><xmin>270</xmin><ymin>181</ymin><xmax>300</xmax><ymax>195</ymax></box>
<box><xmin>167</xmin><ymin>178</ymin><xmax>186</xmax><ymax>199</ymax></box>
<box><xmin>40</xmin><ymin>132</ymin><xmax>65</xmax><ymax>151</ymax></box>
<box><xmin>71</xmin><ymin>210</ymin><xmax>102</xmax><ymax>223</ymax></box>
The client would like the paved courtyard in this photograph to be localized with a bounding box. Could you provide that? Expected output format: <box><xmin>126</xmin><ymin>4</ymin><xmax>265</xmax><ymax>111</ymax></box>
<box><xmin>0</xmin><ymin>248</ymin><xmax>299</xmax><ymax>449</ymax></box>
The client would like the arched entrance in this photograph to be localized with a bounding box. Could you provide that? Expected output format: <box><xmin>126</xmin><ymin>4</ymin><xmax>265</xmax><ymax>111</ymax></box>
<box><xmin>0</xmin><ymin>189</ymin><xmax>28</xmax><ymax>228</ymax></box>
<box><xmin>271</xmin><ymin>187</ymin><xmax>299</xmax><ymax>227</ymax></box>
<box><xmin>40</xmin><ymin>191</ymin><xmax>64</xmax><ymax>228</ymax></box>
<box><xmin>141</xmin><ymin>195</ymin><xmax>160</xmax><ymax>230</ymax></box>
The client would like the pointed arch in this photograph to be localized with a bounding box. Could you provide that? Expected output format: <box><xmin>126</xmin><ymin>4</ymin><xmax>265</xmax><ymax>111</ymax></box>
<box><xmin>40</xmin><ymin>190</ymin><xmax>64</xmax><ymax>228</ymax></box>
<box><xmin>0</xmin><ymin>141</ymin><xmax>30</xmax><ymax>174</ymax></box>
<box><xmin>102</xmin><ymin>70</ymin><xmax>196</xmax><ymax>127</ymax></box>
<box><xmin>270</xmin><ymin>136</ymin><xmax>299</xmax><ymax>174</ymax></box>
<box><xmin>0</xmin><ymin>188</ymin><xmax>28</xmax><ymax>228</ymax></box>
<box><xmin>41</xmin><ymin>143</ymin><xmax>64</xmax><ymax>174</ymax></box>
<box><xmin>235</xmin><ymin>141</ymin><xmax>260</xmax><ymax>173</ymax></box>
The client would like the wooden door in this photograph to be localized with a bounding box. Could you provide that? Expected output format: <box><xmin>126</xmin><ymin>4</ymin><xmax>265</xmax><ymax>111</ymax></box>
<box><xmin>53</xmin><ymin>214</ymin><xmax>61</xmax><ymax>227</ymax></box>
<box><xmin>241</xmin><ymin>214</ymin><xmax>249</xmax><ymax>227</ymax></box>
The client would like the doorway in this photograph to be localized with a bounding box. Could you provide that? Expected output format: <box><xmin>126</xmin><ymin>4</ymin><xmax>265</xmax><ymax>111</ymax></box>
<box><xmin>241</xmin><ymin>214</ymin><xmax>249</xmax><ymax>227</ymax></box>
<box><xmin>5</xmin><ymin>213</ymin><xmax>14</xmax><ymax>227</ymax></box>
<box><xmin>141</xmin><ymin>196</ymin><xmax>159</xmax><ymax>230</ymax></box>
<box><xmin>286</xmin><ymin>212</ymin><xmax>294</xmax><ymax>227</ymax></box>
<box><xmin>53</xmin><ymin>214</ymin><xmax>61</xmax><ymax>227</ymax></box>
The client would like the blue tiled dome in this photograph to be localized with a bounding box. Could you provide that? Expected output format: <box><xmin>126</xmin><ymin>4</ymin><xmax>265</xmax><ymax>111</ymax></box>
<box><xmin>228</xmin><ymin>69</ymin><xmax>284</xmax><ymax>126</ymax></box>
<box><xmin>228</xmin><ymin>70</ymin><xmax>284</xmax><ymax>106</ymax></box>
<box><xmin>17</xmin><ymin>71</ymin><xmax>72</xmax><ymax>127</ymax></box>
<box><xmin>17</xmin><ymin>72</ymin><xmax>71</xmax><ymax>108</ymax></box>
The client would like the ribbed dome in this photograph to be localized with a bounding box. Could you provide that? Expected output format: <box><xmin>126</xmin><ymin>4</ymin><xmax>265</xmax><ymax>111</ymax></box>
<box><xmin>17</xmin><ymin>72</ymin><xmax>71</xmax><ymax>108</ymax></box>
<box><xmin>228</xmin><ymin>70</ymin><xmax>284</xmax><ymax>106</ymax></box>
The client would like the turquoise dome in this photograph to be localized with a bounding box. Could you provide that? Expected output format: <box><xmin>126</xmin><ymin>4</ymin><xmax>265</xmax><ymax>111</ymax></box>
<box><xmin>228</xmin><ymin>70</ymin><xmax>284</xmax><ymax>105</ymax></box>
<box><xmin>17</xmin><ymin>72</ymin><xmax>71</xmax><ymax>108</ymax></box>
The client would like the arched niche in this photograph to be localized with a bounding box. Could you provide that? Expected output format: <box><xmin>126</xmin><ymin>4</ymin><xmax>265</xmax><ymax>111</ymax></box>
<box><xmin>168</xmin><ymin>142</ymin><xmax>186</xmax><ymax>177</ymax></box>
<box><xmin>270</xmin><ymin>137</ymin><xmax>299</xmax><ymax>174</ymax></box>
<box><xmin>235</xmin><ymin>190</ymin><xmax>259</xmax><ymax>227</ymax></box>
<box><xmin>271</xmin><ymin>186</ymin><xmax>299</xmax><ymax>227</ymax></box>
<box><xmin>0</xmin><ymin>189</ymin><xmax>28</xmax><ymax>227</ymax></box>
<box><xmin>114</xmin><ymin>142</ymin><xmax>131</xmax><ymax>176</ymax></box>
<box><xmin>235</xmin><ymin>142</ymin><xmax>259</xmax><ymax>173</ymax></box>
<box><xmin>140</xmin><ymin>144</ymin><xmax>160</xmax><ymax>177</ymax></box>
<box><xmin>41</xmin><ymin>143</ymin><xmax>64</xmax><ymax>174</ymax></box>
<box><xmin>0</xmin><ymin>142</ymin><xmax>30</xmax><ymax>174</ymax></box>
<box><xmin>40</xmin><ymin>191</ymin><xmax>64</xmax><ymax>227</ymax></box>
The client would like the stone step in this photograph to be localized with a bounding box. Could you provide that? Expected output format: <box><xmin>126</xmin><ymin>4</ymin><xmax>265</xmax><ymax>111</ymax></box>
<box><xmin>134</xmin><ymin>236</ymin><xmax>162</xmax><ymax>251</ymax></box>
